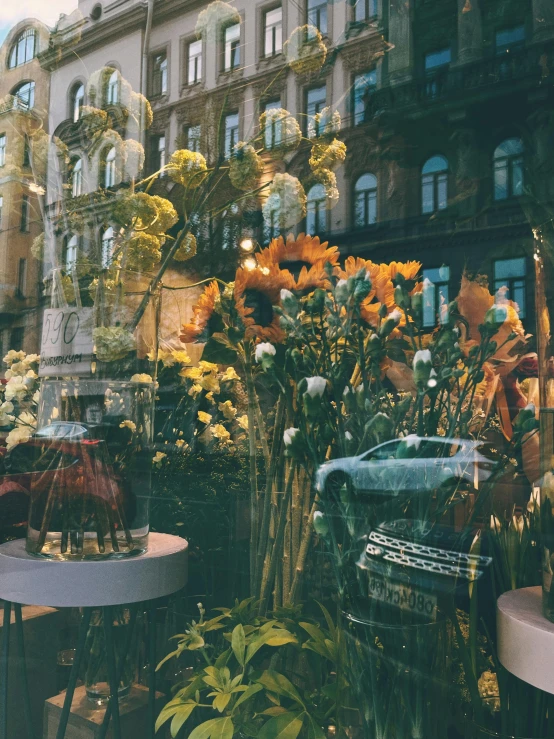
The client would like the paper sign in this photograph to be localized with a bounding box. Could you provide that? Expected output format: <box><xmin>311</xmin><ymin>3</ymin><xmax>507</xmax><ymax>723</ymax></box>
<box><xmin>39</xmin><ymin>308</ymin><xmax>94</xmax><ymax>377</ymax></box>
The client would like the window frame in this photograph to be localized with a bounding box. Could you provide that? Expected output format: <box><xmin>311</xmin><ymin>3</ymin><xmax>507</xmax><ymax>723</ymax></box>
<box><xmin>106</xmin><ymin>70</ymin><xmax>119</xmax><ymax>105</ymax></box>
<box><xmin>493</xmin><ymin>257</ymin><xmax>527</xmax><ymax>318</ymax></box>
<box><xmin>422</xmin><ymin>266</ymin><xmax>451</xmax><ymax>327</ymax></box>
<box><xmin>264</xmin><ymin>6</ymin><xmax>283</xmax><ymax>58</ymax></box>
<box><xmin>353</xmin><ymin>173</ymin><xmax>378</xmax><ymax>228</ymax></box>
<box><xmin>223</xmin><ymin>112</ymin><xmax>240</xmax><ymax>158</ymax></box>
<box><xmin>307</xmin><ymin>0</ymin><xmax>328</xmax><ymax>35</ymax></box>
<box><xmin>151</xmin><ymin>50</ymin><xmax>169</xmax><ymax>97</ymax></box>
<box><xmin>183</xmin><ymin>124</ymin><xmax>202</xmax><ymax>153</ymax></box>
<box><xmin>65</xmin><ymin>234</ymin><xmax>79</xmax><ymax>271</ymax></box>
<box><xmin>101</xmin><ymin>226</ymin><xmax>115</xmax><ymax>268</ymax></box>
<box><xmin>306</xmin><ymin>84</ymin><xmax>327</xmax><ymax>138</ymax></box>
<box><xmin>262</xmin><ymin>99</ymin><xmax>282</xmax><ymax>149</ymax></box>
<box><xmin>71</xmin><ymin>82</ymin><xmax>85</xmax><ymax>123</ymax></box>
<box><xmin>0</xmin><ymin>134</ymin><xmax>6</xmax><ymax>168</ymax></box>
<box><xmin>0</xmin><ymin>195</ymin><xmax>3</xmax><ymax>229</ymax></box>
<box><xmin>223</xmin><ymin>23</ymin><xmax>241</xmax><ymax>72</ymax></box>
<box><xmin>71</xmin><ymin>158</ymin><xmax>83</xmax><ymax>198</ymax></box>
<box><xmin>20</xmin><ymin>194</ymin><xmax>30</xmax><ymax>232</ymax></box>
<box><xmin>353</xmin><ymin>69</ymin><xmax>377</xmax><ymax>125</ymax></box>
<box><xmin>187</xmin><ymin>38</ymin><xmax>203</xmax><ymax>85</ymax></box>
<box><xmin>12</xmin><ymin>81</ymin><xmax>35</xmax><ymax>110</ymax></box>
<box><xmin>352</xmin><ymin>0</ymin><xmax>377</xmax><ymax>22</ymax></box>
<box><xmin>8</xmin><ymin>29</ymin><xmax>36</xmax><ymax>69</ymax></box>
<box><xmin>104</xmin><ymin>147</ymin><xmax>117</xmax><ymax>189</ymax></box>
<box><xmin>493</xmin><ymin>138</ymin><xmax>524</xmax><ymax>201</ymax></box>
<box><xmin>306</xmin><ymin>183</ymin><xmax>328</xmax><ymax>235</ymax></box>
<box><xmin>421</xmin><ymin>155</ymin><xmax>449</xmax><ymax>215</ymax></box>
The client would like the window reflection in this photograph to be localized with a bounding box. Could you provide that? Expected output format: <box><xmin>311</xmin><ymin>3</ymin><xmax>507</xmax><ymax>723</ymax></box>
<box><xmin>421</xmin><ymin>155</ymin><xmax>448</xmax><ymax>214</ymax></box>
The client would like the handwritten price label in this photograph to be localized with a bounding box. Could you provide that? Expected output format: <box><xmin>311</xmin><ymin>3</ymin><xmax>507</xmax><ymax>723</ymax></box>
<box><xmin>39</xmin><ymin>308</ymin><xmax>94</xmax><ymax>377</ymax></box>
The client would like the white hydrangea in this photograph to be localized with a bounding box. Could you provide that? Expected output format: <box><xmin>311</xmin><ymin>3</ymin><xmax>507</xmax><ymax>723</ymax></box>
<box><xmin>308</xmin><ymin>107</ymin><xmax>341</xmax><ymax>140</ymax></box>
<box><xmin>263</xmin><ymin>173</ymin><xmax>307</xmax><ymax>231</ymax></box>
<box><xmin>255</xmin><ymin>342</ymin><xmax>276</xmax><ymax>363</ymax></box>
<box><xmin>195</xmin><ymin>1</ymin><xmax>241</xmax><ymax>41</ymax></box>
<box><xmin>259</xmin><ymin>108</ymin><xmax>302</xmax><ymax>151</ymax></box>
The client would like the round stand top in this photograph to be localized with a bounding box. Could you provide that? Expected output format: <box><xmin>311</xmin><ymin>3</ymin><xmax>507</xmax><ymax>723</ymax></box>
<box><xmin>497</xmin><ymin>586</ymin><xmax>554</xmax><ymax>694</ymax></box>
<box><xmin>0</xmin><ymin>534</ymin><xmax>188</xmax><ymax>608</ymax></box>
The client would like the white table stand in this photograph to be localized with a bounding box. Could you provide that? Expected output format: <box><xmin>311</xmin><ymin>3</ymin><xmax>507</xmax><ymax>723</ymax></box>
<box><xmin>497</xmin><ymin>586</ymin><xmax>554</xmax><ymax>694</ymax></box>
<box><xmin>0</xmin><ymin>533</ymin><xmax>188</xmax><ymax>739</ymax></box>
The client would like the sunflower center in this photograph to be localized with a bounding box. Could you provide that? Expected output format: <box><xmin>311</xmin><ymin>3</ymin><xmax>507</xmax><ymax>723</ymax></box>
<box><xmin>281</xmin><ymin>259</ymin><xmax>313</xmax><ymax>280</ymax></box>
<box><xmin>244</xmin><ymin>289</ymin><xmax>274</xmax><ymax>327</ymax></box>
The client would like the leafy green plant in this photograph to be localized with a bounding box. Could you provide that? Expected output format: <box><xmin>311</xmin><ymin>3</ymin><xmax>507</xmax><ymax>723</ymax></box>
<box><xmin>156</xmin><ymin>598</ymin><xmax>346</xmax><ymax>738</ymax></box>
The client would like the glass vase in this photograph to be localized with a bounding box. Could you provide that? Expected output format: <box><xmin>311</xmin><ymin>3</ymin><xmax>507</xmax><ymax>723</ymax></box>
<box><xmin>83</xmin><ymin>607</ymin><xmax>141</xmax><ymax>705</ymax></box>
<box><xmin>533</xmin><ymin>223</ymin><xmax>554</xmax><ymax>621</ymax></box>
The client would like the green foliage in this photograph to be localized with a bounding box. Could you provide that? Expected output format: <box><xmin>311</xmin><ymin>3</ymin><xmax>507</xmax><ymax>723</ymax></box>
<box><xmin>156</xmin><ymin>599</ymin><xmax>345</xmax><ymax>738</ymax></box>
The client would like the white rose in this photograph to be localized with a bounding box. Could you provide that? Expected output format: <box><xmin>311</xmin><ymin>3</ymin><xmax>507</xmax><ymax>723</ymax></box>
<box><xmin>255</xmin><ymin>342</ymin><xmax>276</xmax><ymax>363</ymax></box>
<box><xmin>283</xmin><ymin>427</ymin><xmax>299</xmax><ymax>446</ymax></box>
<box><xmin>305</xmin><ymin>376</ymin><xmax>327</xmax><ymax>398</ymax></box>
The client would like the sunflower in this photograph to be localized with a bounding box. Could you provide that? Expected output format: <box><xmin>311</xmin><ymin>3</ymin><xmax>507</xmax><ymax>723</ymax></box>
<box><xmin>235</xmin><ymin>266</ymin><xmax>293</xmax><ymax>342</ymax></box>
<box><xmin>180</xmin><ymin>280</ymin><xmax>220</xmax><ymax>344</ymax></box>
<box><xmin>335</xmin><ymin>257</ymin><xmax>396</xmax><ymax>327</ymax></box>
<box><xmin>257</xmin><ymin>233</ymin><xmax>339</xmax><ymax>293</ymax></box>
<box><xmin>386</xmin><ymin>261</ymin><xmax>422</xmax><ymax>282</ymax></box>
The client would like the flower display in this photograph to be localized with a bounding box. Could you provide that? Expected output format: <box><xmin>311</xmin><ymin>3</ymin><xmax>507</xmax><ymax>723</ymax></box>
<box><xmin>173</xmin><ymin>233</ymin><xmax>197</xmax><ymax>262</ymax></box>
<box><xmin>229</xmin><ymin>142</ymin><xmax>264</xmax><ymax>190</ymax></box>
<box><xmin>93</xmin><ymin>326</ymin><xmax>136</xmax><ymax>362</ymax></box>
<box><xmin>309</xmin><ymin>139</ymin><xmax>347</xmax><ymax>172</ymax></box>
<box><xmin>153</xmin><ymin>451</ymin><xmax>167</xmax><ymax>467</ymax></box>
<box><xmin>197</xmin><ymin>411</ymin><xmax>212</xmax><ymax>424</ymax></box>
<box><xmin>222</xmin><ymin>367</ymin><xmax>240</xmax><ymax>381</ymax></box>
<box><xmin>284</xmin><ymin>25</ymin><xmax>327</xmax><ymax>75</ymax></box>
<box><xmin>262</xmin><ymin>173</ymin><xmax>307</xmax><ymax>231</ymax></box>
<box><xmin>304</xmin><ymin>376</ymin><xmax>326</xmax><ymax>398</ymax></box>
<box><xmin>255</xmin><ymin>342</ymin><xmax>276</xmax><ymax>363</ymax></box>
<box><xmin>218</xmin><ymin>400</ymin><xmax>237</xmax><ymax>419</ymax></box>
<box><xmin>234</xmin><ymin>265</ymin><xmax>292</xmax><ymax>341</ymax></box>
<box><xmin>167</xmin><ymin>149</ymin><xmax>208</xmax><ymax>189</ymax></box>
<box><xmin>124</xmin><ymin>232</ymin><xmax>163</xmax><ymax>272</ymax></box>
<box><xmin>307</xmin><ymin>108</ymin><xmax>341</xmax><ymax>140</ymax></box>
<box><xmin>257</xmin><ymin>233</ymin><xmax>339</xmax><ymax>292</ymax></box>
<box><xmin>130</xmin><ymin>373</ymin><xmax>153</xmax><ymax>384</ymax></box>
<box><xmin>0</xmin><ymin>401</ymin><xmax>14</xmax><ymax>427</ymax></box>
<box><xmin>5</xmin><ymin>425</ymin><xmax>32</xmax><ymax>451</ymax></box>
<box><xmin>258</xmin><ymin>108</ymin><xmax>302</xmax><ymax>152</ymax></box>
<box><xmin>180</xmin><ymin>281</ymin><xmax>220</xmax><ymax>344</ymax></box>
<box><xmin>236</xmin><ymin>414</ymin><xmax>249</xmax><ymax>430</ymax></box>
<box><xmin>212</xmin><ymin>423</ymin><xmax>231</xmax><ymax>443</ymax></box>
<box><xmin>195</xmin><ymin>1</ymin><xmax>241</xmax><ymax>41</ymax></box>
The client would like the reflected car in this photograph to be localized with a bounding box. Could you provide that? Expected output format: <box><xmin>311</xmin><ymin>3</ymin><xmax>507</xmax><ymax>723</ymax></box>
<box><xmin>316</xmin><ymin>435</ymin><xmax>497</xmax><ymax>498</ymax></box>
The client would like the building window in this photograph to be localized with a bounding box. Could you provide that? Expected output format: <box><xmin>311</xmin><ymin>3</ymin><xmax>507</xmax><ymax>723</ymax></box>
<box><xmin>101</xmin><ymin>226</ymin><xmax>115</xmax><ymax>268</ymax></box>
<box><xmin>224</xmin><ymin>112</ymin><xmax>239</xmax><ymax>158</ymax></box>
<box><xmin>307</xmin><ymin>0</ymin><xmax>327</xmax><ymax>34</ymax></box>
<box><xmin>306</xmin><ymin>184</ymin><xmax>327</xmax><ymax>234</ymax></box>
<box><xmin>262</xmin><ymin>100</ymin><xmax>282</xmax><ymax>148</ymax></box>
<box><xmin>494</xmin><ymin>257</ymin><xmax>526</xmax><ymax>318</ymax></box>
<box><xmin>12</xmin><ymin>81</ymin><xmax>35</xmax><ymax>110</ymax></box>
<box><xmin>353</xmin><ymin>70</ymin><xmax>377</xmax><ymax>125</ymax></box>
<box><xmin>353</xmin><ymin>0</ymin><xmax>377</xmax><ymax>22</ymax></box>
<box><xmin>222</xmin><ymin>205</ymin><xmax>240</xmax><ymax>250</ymax></box>
<box><xmin>306</xmin><ymin>85</ymin><xmax>326</xmax><ymax>137</ymax></box>
<box><xmin>423</xmin><ymin>266</ymin><xmax>450</xmax><ymax>327</ymax></box>
<box><xmin>17</xmin><ymin>258</ymin><xmax>27</xmax><ymax>298</ymax></box>
<box><xmin>151</xmin><ymin>135</ymin><xmax>167</xmax><ymax>173</ymax></box>
<box><xmin>152</xmin><ymin>53</ymin><xmax>168</xmax><ymax>96</ymax></box>
<box><xmin>20</xmin><ymin>195</ymin><xmax>29</xmax><ymax>232</ymax></box>
<box><xmin>107</xmin><ymin>70</ymin><xmax>119</xmax><ymax>105</ymax></box>
<box><xmin>184</xmin><ymin>125</ymin><xmax>201</xmax><ymax>153</ymax></box>
<box><xmin>0</xmin><ymin>195</ymin><xmax>3</xmax><ymax>228</ymax></box>
<box><xmin>188</xmin><ymin>39</ymin><xmax>203</xmax><ymax>84</ymax></box>
<box><xmin>22</xmin><ymin>136</ymin><xmax>31</xmax><ymax>168</ymax></box>
<box><xmin>10</xmin><ymin>328</ymin><xmax>24</xmax><ymax>351</ymax></box>
<box><xmin>263</xmin><ymin>204</ymin><xmax>281</xmax><ymax>243</ymax></box>
<box><xmin>8</xmin><ymin>29</ymin><xmax>36</xmax><ymax>69</ymax></box>
<box><xmin>354</xmin><ymin>173</ymin><xmax>377</xmax><ymax>227</ymax></box>
<box><xmin>104</xmin><ymin>147</ymin><xmax>116</xmax><ymax>188</ymax></box>
<box><xmin>494</xmin><ymin>138</ymin><xmax>524</xmax><ymax>200</ymax></box>
<box><xmin>495</xmin><ymin>25</ymin><xmax>525</xmax><ymax>54</ymax></box>
<box><xmin>0</xmin><ymin>135</ymin><xmax>5</xmax><ymax>167</ymax></box>
<box><xmin>421</xmin><ymin>155</ymin><xmax>448</xmax><ymax>214</ymax></box>
<box><xmin>424</xmin><ymin>48</ymin><xmax>451</xmax><ymax>98</ymax></box>
<box><xmin>224</xmin><ymin>24</ymin><xmax>241</xmax><ymax>71</ymax></box>
<box><xmin>72</xmin><ymin>158</ymin><xmax>83</xmax><ymax>197</ymax></box>
<box><xmin>65</xmin><ymin>234</ymin><xmax>79</xmax><ymax>271</ymax></box>
<box><xmin>264</xmin><ymin>7</ymin><xmax>283</xmax><ymax>57</ymax></box>
<box><xmin>71</xmin><ymin>83</ymin><xmax>85</xmax><ymax>122</ymax></box>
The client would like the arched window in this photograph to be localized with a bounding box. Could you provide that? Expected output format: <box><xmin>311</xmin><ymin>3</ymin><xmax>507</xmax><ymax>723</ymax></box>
<box><xmin>106</xmin><ymin>70</ymin><xmax>119</xmax><ymax>105</ymax></box>
<box><xmin>12</xmin><ymin>81</ymin><xmax>35</xmax><ymax>110</ymax></box>
<box><xmin>101</xmin><ymin>226</ymin><xmax>115</xmax><ymax>268</ymax></box>
<box><xmin>354</xmin><ymin>173</ymin><xmax>377</xmax><ymax>227</ymax></box>
<box><xmin>65</xmin><ymin>234</ymin><xmax>79</xmax><ymax>270</ymax></box>
<box><xmin>421</xmin><ymin>155</ymin><xmax>448</xmax><ymax>214</ymax></box>
<box><xmin>71</xmin><ymin>84</ymin><xmax>85</xmax><ymax>122</ymax></box>
<box><xmin>71</xmin><ymin>158</ymin><xmax>83</xmax><ymax>198</ymax></box>
<box><xmin>306</xmin><ymin>184</ymin><xmax>327</xmax><ymax>235</ymax></box>
<box><xmin>494</xmin><ymin>138</ymin><xmax>524</xmax><ymax>201</ymax></box>
<box><xmin>104</xmin><ymin>147</ymin><xmax>116</xmax><ymax>188</ymax></box>
<box><xmin>8</xmin><ymin>29</ymin><xmax>36</xmax><ymax>69</ymax></box>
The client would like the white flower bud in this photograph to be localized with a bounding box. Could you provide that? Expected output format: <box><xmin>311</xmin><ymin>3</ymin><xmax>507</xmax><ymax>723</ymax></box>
<box><xmin>284</xmin><ymin>427</ymin><xmax>299</xmax><ymax>446</ymax></box>
<box><xmin>255</xmin><ymin>342</ymin><xmax>276</xmax><ymax>363</ymax></box>
<box><xmin>305</xmin><ymin>376</ymin><xmax>327</xmax><ymax>398</ymax></box>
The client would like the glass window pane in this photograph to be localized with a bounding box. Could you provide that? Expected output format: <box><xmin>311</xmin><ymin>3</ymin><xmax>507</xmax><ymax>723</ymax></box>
<box><xmin>494</xmin><ymin>161</ymin><xmax>508</xmax><ymax>200</ymax></box>
<box><xmin>422</xmin><ymin>177</ymin><xmax>434</xmax><ymax>213</ymax></box>
<box><xmin>495</xmin><ymin>25</ymin><xmax>525</xmax><ymax>53</ymax></box>
<box><xmin>437</xmin><ymin>173</ymin><xmax>448</xmax><ymax>210</ymax></box>
<box><xmin>425</xmin><ymin>48</ymin><xmax>451</xmax><ymax>70</ymax></box>
<box><xmin>494</xmin><ymin>257</ymin><xmax>526</xmax><ymax>280</ymax></box>
<box><xmin>512</xmin><ymin>158</ymin><xmax>524</xmax><ymax>196</ymax></box>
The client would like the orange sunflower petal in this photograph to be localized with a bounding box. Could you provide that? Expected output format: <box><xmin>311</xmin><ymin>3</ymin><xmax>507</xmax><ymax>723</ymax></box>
<box><xmin>234</xmin><ymin>266</ymin><xmax>294</xmax><ymax>342</ymax></box>
<box><xmin>257</xmin><ymin>233</ymin><xmax>339</xmax><ymax>291</ymax></box>
<box><xmin>180</xmin><ymin>280</ymin><xmax>219</xmax><ymax>344</ymax></box>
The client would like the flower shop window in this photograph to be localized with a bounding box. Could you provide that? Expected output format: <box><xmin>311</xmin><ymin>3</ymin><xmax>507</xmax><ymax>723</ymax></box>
<box><xmin>264</xmin><ymin>7</ymin><xmax>283</xmax><ymax>58</ymax></box>
<box><xmin>224</xmin><ymin>23</ymin><xmax>241</xmax><ymax>71</ymax></box>
<box><xmin>106</xmin><ymin>69</ymin><xmax>119</xmax><ymax>105</ymax></box>
<box><xmin>71</xmin><ymin>82</ymin><xmax>85</xmax><ymax>122</ymax></box>
<box><xmin>421</xmin><ymin>155</ymin><xmax>448</xmax><ymax>214</ymax></box>
<box><xmin>353</xmin><ymin>70</ymin><xmax>377</xmax><ymax>125</ymax></box>
<box><xmin>307</xmin><ymin>0</ymin><xmax>327</xmax><ymax>35</ymax></box>
<box><xmin>494</xmin><ymin>138</ymin><xmax>524</xmax><ymax>201</ymax></box>
<box><xmin>493</xmin><ymin>256</ymin><xmax>526</xmax><ymax>318</ymax></box>
<box><xmin>354</xmin><ymin>173</ymin><xmax>377</xmax><ymax>227</ymax></box>
<box><xmin>423</xmin><ymin>266</ymin><xmax>450</xmax><ymax>327</ymax></box>
<box><xmin>306</xmin><ymin>183</ymin><xmax>327</xmax><ymax>234</ymax></box>
<box><xmin>8</xmin><ymin>28</ymin><xmax>36</xmax><ymax>68</ymax></box>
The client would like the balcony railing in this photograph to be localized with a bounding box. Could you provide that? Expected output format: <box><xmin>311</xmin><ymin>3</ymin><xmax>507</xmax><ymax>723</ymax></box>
<box><xmin>0</xmin><ymin>95</ymin><xmax>32</xmax><ymax>117</ymax></box>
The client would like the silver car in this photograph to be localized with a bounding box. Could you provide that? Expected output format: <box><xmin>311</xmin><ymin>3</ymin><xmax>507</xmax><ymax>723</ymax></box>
<box><xmin>316</xmin><ymin>435</ymin><xmax>496</xmax><ymax>497</ymax></box>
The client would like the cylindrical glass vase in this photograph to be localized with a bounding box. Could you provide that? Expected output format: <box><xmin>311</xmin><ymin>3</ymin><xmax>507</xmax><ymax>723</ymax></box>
<box><xmin>533</xmin><ymin>223</ymin><xmax>554</xmax><ymax>621</ymax></box>
<box><xmin>25</xmin><ymin>378</ymin><xmax>155</xmax><ymax>559</ymax></box>
<box><xmin>83</xmin><ymin>607</ymin><xmax>141</xmax><ymax>705</ymax></box>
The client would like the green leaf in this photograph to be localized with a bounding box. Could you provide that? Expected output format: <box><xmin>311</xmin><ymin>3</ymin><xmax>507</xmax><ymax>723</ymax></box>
<box><xmin>202</xmin><ymin>338</ymin><xmax>238</xmax><ymax>365</ymax></box>
<box><xmin>188</xmin><ymin>717</ymin><xmax>234</xmax><ymax>739</ymax></box>
<box><xmin>156</xmin><ymin>649</ymin><xmax>180</xmax><ymax>671</ymax></box>
<box><xmin>258</xmin><ymin>711</ymin><xmax>304</xmax><ymax>739</ymax></box>
<box><xmin>232</xmin><ymin>623</ymin><xmax>246</xmax><ymax>667</ymax></box>
<box><xmin>213</xmin><ymin>692</ymin><xmax>231</xmax><ymax>713</ymax></box>
<box><xmin>304</xmin><ymin>714</ymin><xmax>326</xmax><ymax>739</ymax></box>
<box><xmin>245</xmin><ymin>630</ymin><xmax>297</xmax><ymax>663</ymax></box>
<box><xmin>214</xmin><ymin>648</ymin><xmax>231</xmax><ymax>668</ymax></box>
<box><xmin>256</xmin><ymin>670</ymin><xmax>304</xmax><ymax>707</ymax></box>
<box><xmin>233</xmin><ymin>682</ymin><xmax>262</xmax><ymax>711</ymax></box>
<box><xmin>261</xmin><ymin>706</ymin><xmax>288</xmax><ymax>716</ymax></box>
<box><xmin>169</xmin><ymin>703</ymin><xmax>196</xmax><ymax>737</ymax></box>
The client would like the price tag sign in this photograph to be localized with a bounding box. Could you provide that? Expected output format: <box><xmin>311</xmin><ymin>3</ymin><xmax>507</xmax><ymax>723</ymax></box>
<box><xmin>39</xmin><ymin>308</ymin><xmax>94</xmax><ymax>377</ymax></box>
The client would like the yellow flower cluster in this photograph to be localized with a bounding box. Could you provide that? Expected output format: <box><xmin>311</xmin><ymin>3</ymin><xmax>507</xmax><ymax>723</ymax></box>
<box><xmin>168</xmin><ymin>149</ymin><xmax>208</xmax><ymax>189</ymax></box>
<box><xmin>93</xmin><ymin>326</ymin><xmax>136</xmax><ymax>362</ymax></box>
<box><xmin>125</xmin><ymin>232</ymin><xmax>163</xmax><ymax>273</ymax></box>
<box><xmin>173</xmin><ymin>233</ymin><xmax>197</xmax><ymax>262</ymax></box>
<box><xmin>284</xmin><ymin>25</ymin><xmax>327</xmax><ymax>75</ymax></box>
<box><xmin>309</xmin><ymin>139</ymin><xmax>346</xmax><ymax>172</ymax></box>
<box><xmin>229</xmin><ymin>142</ymin><xmax>264</xmax><ymax>191</ymax></box>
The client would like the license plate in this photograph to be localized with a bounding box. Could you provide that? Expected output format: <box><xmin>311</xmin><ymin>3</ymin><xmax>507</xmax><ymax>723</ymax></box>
<box><xmin>367</xmin><ymin>576</ymin><xmax>437</xmax><ymax>619</ymax></box>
